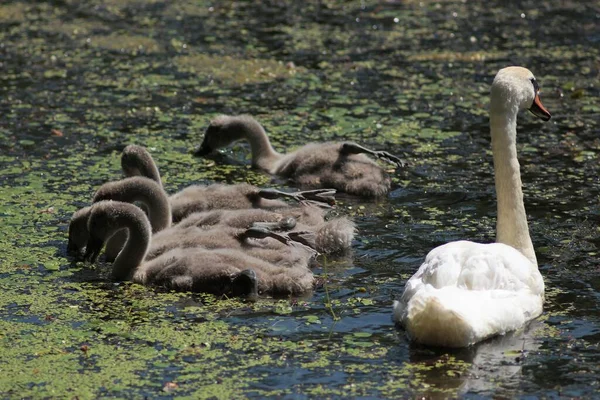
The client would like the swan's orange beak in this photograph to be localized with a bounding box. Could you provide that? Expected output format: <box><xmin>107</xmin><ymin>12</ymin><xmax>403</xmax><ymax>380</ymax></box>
<box><xmin>529</xmin><ymin>92</ymin><xmax>551</xmax><ymax>121</ymax></box>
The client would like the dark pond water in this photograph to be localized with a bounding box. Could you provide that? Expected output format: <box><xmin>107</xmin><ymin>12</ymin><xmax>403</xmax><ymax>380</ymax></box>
<box><xmin>1</xmin><ymin>0</ymin><xmax>599</xmax><ymax>398</ymax></box>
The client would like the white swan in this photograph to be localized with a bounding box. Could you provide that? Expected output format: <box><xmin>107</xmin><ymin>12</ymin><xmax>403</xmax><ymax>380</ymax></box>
<box><xmin>393</xmin><ymin>66</ymin><xmax>551</xmax><ymax>347</ymax></box>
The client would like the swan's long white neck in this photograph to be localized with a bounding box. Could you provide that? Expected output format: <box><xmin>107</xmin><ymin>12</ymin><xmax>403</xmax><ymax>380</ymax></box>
<box><xmin>241</xmin><ymin>120</ymin><xmax>283</xmax><ymax>171</ymax></box>
<box><xmin>490</xmin><ymin>102</ymin><xmax>536</xmax><ymax>265</ymax></box>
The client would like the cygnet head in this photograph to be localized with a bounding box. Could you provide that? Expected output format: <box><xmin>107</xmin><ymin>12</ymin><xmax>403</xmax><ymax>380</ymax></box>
<box><xmin>121</xmin><ymin>144</ymin><xmax>162</xmax><ymax>185</ymax></box>
<box><xmin>67</xmin><ymin>206</ymin><xmax>91</xmax><ymax>254</ymax></box>
<box><xmin>491</xmin><ymin>66</ymin><xmax>551</xmax><ymax>121</ymax></box>
<box><xmin>195</xmin><ymin>115</ymin><xmax>259</xmax><ymax>156</ymax></box>
<box><xmin>84</xmin><ymin>201</ymin><xmax>151</xmax><ymax>263</ymax></box>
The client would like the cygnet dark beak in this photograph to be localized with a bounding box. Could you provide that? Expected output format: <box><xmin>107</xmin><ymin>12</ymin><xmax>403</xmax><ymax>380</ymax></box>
<box><xmin>232</xmin><ymin>269</ymin><xmax>258</xmax><ymax>299</ymax></box>
<box><xmin>529</xmin><ymin>92</ymin><xmax>551</xmax><ymax>121</ymax></box>
<box><xmin>83</xmin><ymin>236</ymin><xmax>104</xmax><ymax>263</ymax></box>
<box><xmin>193</xmin><ymin>143</ymin><xmax>212</xmax><ymax>157</ymax></box>
<box><xmin>67</xmin><ymin>239</ymin><xmax>77</xmax><ymax>254</ymax></box>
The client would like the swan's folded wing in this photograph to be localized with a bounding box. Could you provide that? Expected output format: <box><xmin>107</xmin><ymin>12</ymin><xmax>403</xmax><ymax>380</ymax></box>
<box><xmin>413</xmin><ymin>241</ymin><xmax>542</xmax><ymax>293</ymax></box>
<box><xmin>394</xmin><ymin>241</ymin><xmax>544</xmax><ymax>347</ymax></box>
<box><xmin>401</xmin><ymin>285</ymin><xmax>541</xmax><ymax>347</ymax></box>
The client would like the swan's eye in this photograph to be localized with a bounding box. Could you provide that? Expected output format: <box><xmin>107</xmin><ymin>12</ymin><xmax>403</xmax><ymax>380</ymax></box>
<box><xmin>530</xmin><ymin>77</ymin><xmax>540</xmax><ymax>93</ymax></box>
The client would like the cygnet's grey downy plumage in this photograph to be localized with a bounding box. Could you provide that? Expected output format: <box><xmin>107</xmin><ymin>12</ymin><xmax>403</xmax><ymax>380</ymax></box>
<box><xmin>92</xmin><ymin>176</ymin><xmax>171</xmax><ymax>232</ymax></box>
<box><xmin>84</xmin><ymin>201</ymin><xmax>315</xmax><ymax>296</ymax></box>
<box><xmin>119</xmin><ymin>145</ymin><xmax>354</xmax><ymax>253</ymax></box>
<box><xmin>194</xmin><ymin>115</ymin><xmax>406</xmax><ymax>197</ymax></box>
<box><xmin>121</xmin><ymin>144</ymin><xmax>162</xmax><ymax>186</ymax></box>
<box><xmin>145</xmin><ymin>223</ymin><xmax>317</xmax><ymax>270</ymax></box>
<box><xmin>67</xmin><ymin>176</ymin><xmax>172</xmax><ymax>261</ymax></box>
<box><xmin>67</xmin><ymin>206</ymin><xmax>92</xmax><ymax>255</ymax></box>
<box><xmin>67</xmin><ymin>173</ymin><xmax>346</xmax><ymax>264</ymax></box>
<box><xmin>168</xmin><ymin>183</ymin><xmax>335</xmax><ymax>223</ymax></box>
<box><xmin>176</xmin><ymin>207</ymin><xmax>356</xmax><ymax>255</ymax></box>
<box><xmin>121</xmin><ymin>144</ymin><xmax>336</xmax><ymax>223</ymax></box>
<box><xmin>142</xmin><ymin>246</ymin><xmax>313</xmax><ymax>296</ymax></box>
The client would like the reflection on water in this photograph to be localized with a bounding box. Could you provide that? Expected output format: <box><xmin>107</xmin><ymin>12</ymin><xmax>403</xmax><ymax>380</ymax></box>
<box><xmin>458</xmin><ymin>321</ymin><xmax>544</xmax><ymax>395</ymax></box>
<box><xmin>393</xmin><ymin>318</ymin><xmax>547</xmax><ymax>397</ymax></box>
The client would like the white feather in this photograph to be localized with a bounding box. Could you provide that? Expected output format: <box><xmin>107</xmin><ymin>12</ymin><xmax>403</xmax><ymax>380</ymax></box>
<box><xmin>393</xmin><ymin>67</ymin><xmax>549</xmax><ymax>347</ymax></box>
<box><xmin>393</xmin><ymin>241</ymin><xmax>544</xmax><ymax>347</ymax></box>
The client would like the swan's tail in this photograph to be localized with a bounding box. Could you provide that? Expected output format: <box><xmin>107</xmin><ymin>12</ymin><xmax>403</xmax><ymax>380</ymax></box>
<box><xmin>315</xmin><ymin>218</ymin><xmax>356</xmax><ymax>254</ymax></box>
<box><xmin>394</xmin><ymin>287</ymin><xmax>542</xmax><ymax>347</ymax></box>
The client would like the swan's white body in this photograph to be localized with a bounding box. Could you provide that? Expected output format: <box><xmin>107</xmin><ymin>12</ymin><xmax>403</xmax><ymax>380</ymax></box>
<box><xmin>393</xmin><ymin>241</ymin><xmax>544</xmax><ymax>347</ymax></box>
<box><xmin>393</xmin><ymin>66</ymin><xmax>551</xmax><ymax>347</ymax></box>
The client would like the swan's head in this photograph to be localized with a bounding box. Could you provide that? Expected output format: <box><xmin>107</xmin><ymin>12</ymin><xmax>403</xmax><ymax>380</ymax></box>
<box><xmin>67</xmin><ymin>206</ymin><xmax>91</xmax><ymax>255</ymax></box>
<box><xmin>491</xmin><ymin>66</ymin><xmax>551</xmax><ymax>121</ymax></box>
<box><xmin>195</xmin><ymin>115</ymin><xmax>262</xmax><ymax>156</ymax></box>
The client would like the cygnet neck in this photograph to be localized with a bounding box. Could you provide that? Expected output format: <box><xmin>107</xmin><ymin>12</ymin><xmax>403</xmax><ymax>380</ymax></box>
<box><xmin>94</xmin><ymin>177</ymin><xmax>171</xmax><ymax>233</ymax></box>
<box><xmin>122</xmin><ymin>145</ymin><xmax>162</xmax><ymax>186</ymax></box>
<box><xmin>237</xmin><ymin>118</ymin><xmax>283</xmax><ymax>172</ymax></box>
<box><xmin>490</xmin><ymin>100</ymin><xmax>536</xmax><ymax>265</ymax></box>
<box><xmin>110</xmin><ymin>204</ymin><xmax>151</xmax><ymax>280</ymax></box>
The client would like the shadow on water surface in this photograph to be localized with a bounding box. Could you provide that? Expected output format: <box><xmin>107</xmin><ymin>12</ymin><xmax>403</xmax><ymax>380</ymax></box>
<box><xmin>0</xmin><ymin>0</ymin><xmax>599</xmax><ymax>398</ymax></box>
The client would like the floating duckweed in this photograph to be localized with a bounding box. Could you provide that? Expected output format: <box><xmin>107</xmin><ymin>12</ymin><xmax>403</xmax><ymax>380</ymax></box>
<box><xmin>0</xmin><ymin>0</ymin><xmax>598</xmax><ymax>397</ymax></box>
